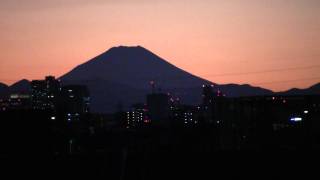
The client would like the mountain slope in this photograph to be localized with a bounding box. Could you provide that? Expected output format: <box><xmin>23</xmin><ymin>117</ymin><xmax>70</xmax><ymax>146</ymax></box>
<box><xmin>0</xmin><ymin>82</ymin><xmax>8</xmax><ymax>91</ymax></box>
<box><xmin>61</xmin><ymin>79</ymin><xmax>146</xmax><ymax>113</ymax></box>
<box><xmin>60</xmin><ymin>46</ymin><xmax>273</xmax><ymax>113</ymax></box>
<box><xmin>9</xmin><ymin>79</ymin><xmax>31</xmax><ymax>93</ymax></box>
<box><xmin>280</xmin><ymin>83</ymin><xmax>320</xmax><ymax>95</ymax></box>
<box><xmin>217</xmin><ymin>83</ymin><xmax>273</xmax><ymax>97</ymax></box>
<box><xmin>0</xmin><ymin>82</ymin><xmax>9</xmax><ymax>98</ymax></box>
<box><xmin>61</xmin><ymin>46</ymin><xmax>211</xmax><ymax>89</ymax></box>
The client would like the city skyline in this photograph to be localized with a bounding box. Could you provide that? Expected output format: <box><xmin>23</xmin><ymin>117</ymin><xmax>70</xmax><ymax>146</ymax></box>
<box><xmin>1</xmin><ymin>1</ymin><xmax>320</xmax><ymax>174</ymax></box>
<box><xmin>1</xmin><ymin>0</ymin><xmax>320</xmax><ymax>91</ymax></box>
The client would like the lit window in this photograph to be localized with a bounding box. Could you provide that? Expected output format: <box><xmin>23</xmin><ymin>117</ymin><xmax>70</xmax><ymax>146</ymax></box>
<box><xmin>51</xmin><ymin>116</ymin><xmax>56</xmax><ymax>120</ymax></box>
<box><xmin>290</xmin><ymin>117</ymin><xmax>302</xmax><ymax>122</ymax></box>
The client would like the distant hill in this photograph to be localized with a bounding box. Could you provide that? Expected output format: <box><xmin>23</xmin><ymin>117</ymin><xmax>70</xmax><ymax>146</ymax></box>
<box><xmin>9</xmin><ymin>79</ymin><xmax>31</xmax><ymax>93</ymax></box>
<box><xmin>0</xmin><ymin>82</ymin><xmax>9</xmax><ymax>98</ymax></box>
<box><xmin>279</xmin><ymin>83</ymin><xmax>320</xmax><ymax>95</ymax></box>
<box><xmin>60</xmin><ymin>46</ymin><xmax>273</xmax><ymax>113</ymax></box>
<box><xmin>217</xmin><ymin>83</ymin><xmax>273</xmax><ymax>97</ymax></box>
<box><xmin>0</xmin><ymin>80</ymin><xmax>31</xmax><ymax>98</ymax></box>
<box><xmin>0</xmin><ymin>82</ymin><xmax>8</xmax><ymax>90</ymax></box>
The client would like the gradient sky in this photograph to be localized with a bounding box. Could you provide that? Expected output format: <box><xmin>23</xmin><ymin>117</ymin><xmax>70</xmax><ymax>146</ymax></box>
<box><xmin>0</xmin><ymin>0</ymin><xmax>319</xmax><ymax>91</ymax></box>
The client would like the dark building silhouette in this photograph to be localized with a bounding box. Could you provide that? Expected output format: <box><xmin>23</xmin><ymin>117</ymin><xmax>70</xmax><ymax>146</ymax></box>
<box><xmin>201</xmin><ymin>84</ymin><xmax>216</xmax><ymax>124</ymax></box>
<box><xmin>147</xmin><ymin>93</ymin><xmax>169</xmax><ymax>124</ymax></box>
<box><xmin>169</xmin><ymin>104</ymin><xmax>200</xmax><ymax>126</ymax></box>
<box><xmin>125</xmin><ymin>103</ymin><xmax>150</xmax><ymax>128</ymax></box>
<box><xmin>28</xmin><ymin>76</ymin><xmax>91</xmax><ymax>127</ymax></box>
<box><xmin>59</xmin><ymin>85</ymin><xmax>90</xmax><ymax>121</ymax></box>
<box><xmin>0</xmin><ymin>98</ymin><xmax>9</xmax><ymax>111</ymax></box>
<box><xmin>1</xmin><ymin>77</ymin><xmax>320</xmax><ymax>179</ymax></box>
<box><xmin>8</xmin><ymin>93</ymin><xmax>31</xmax><ymax>110</ymax></box>
<box><xmin>202</xmin><ymin>84</ymin><xmax>215</xmax><ymax>106</ymax></box>
<box><xmin>31</xmin><ymin>76</ymin><xmax>61</xmax><ymax>110</ymax></box>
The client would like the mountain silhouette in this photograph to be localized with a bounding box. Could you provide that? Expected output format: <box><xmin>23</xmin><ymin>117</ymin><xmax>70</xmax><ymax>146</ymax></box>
<box><xmin>60</xmin><ymin>46</ymin><xmax>273</xmax><ymax>112</ymax></box>
<box><xmin>278</xmin><ymin>83</ymin><xmax>320</xmax><ymax>95</ymax></box>
<box><xmin>0</xmin><ymin>80</ymin><xmax>30</xmax><ymax>98</ymax></box>
<box><xmin>0</xmin><ymin>82</ymin><xmax>9</xmax><ymax>98</ymax></box>
<box><xmin>9</xmin><ymin>79</ymin><xmax>31</xmax><ymax>93</ymax></box>
<box><xmin>3</xmin><ymin>46</ymin><xmax>318</xmax><ymax>113</ymax></box>
<box><xmin>61</xmin><ymin>46</ymin><xmax>212</xmax><ymax>89</ymax></box>
<box><xmin>0</xmin><ymin>82</ymin><xmax>8</xmax><ymax>88</ymax></box>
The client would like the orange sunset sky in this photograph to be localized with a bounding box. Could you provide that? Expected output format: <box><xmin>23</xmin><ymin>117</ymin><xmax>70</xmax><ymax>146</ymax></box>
<box><xmin>0</xmin><ymin>0</ymin><xmax>319</xmax><ymax>91</ymax></box>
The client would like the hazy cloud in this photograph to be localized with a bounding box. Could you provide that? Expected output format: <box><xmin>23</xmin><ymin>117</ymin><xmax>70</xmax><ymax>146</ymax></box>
<box><xmin>0</xmin><ymin>0</ymin><xmax>162</xmax><ymax>12</ymax></box>
<box><xmin>0</xmin><ymin>0</ymin><xmax>106</xmax><ymax>11</ymax></box>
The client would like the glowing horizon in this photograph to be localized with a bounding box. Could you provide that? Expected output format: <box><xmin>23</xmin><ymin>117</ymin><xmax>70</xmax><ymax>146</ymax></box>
<box><xmin>0</xmin><ymin>0</ymin><xmax>319</xmax><ymax>91</ymax></box>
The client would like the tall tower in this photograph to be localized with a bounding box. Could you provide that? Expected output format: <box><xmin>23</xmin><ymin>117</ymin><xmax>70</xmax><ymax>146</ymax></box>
<box><xmin>147</xmin><ymin>93</ymin><xmax>169</xmax><ymax>124</ymax></box>
<box><xmin>31</xmin><ymin>76</ymin><xmax>61</xmax><ymax>110</ymax></box>
<box><xmin>202</xmin><ymin>84</ymin><xmax>215</xmax><ymax>106</ymax></box>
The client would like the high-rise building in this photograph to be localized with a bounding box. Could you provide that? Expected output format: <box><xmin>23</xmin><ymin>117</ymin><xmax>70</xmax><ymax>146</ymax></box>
<box><xmin>125</xmin><ymin>104</ymin><xmax>150</xmax><ymax>128</ymax></box>
<box><xmin>31</xmin><ymin>76</ymin><xmax>61</xmax><ymax>110</ymax></box>
<box><xmin>201</xmin><ymin>85</ymin><xmax>215</xmax><ymax>123</ymax></box>
<box><xmin>202</xmin><ymin>84</ymin><xmax>215</xmax><ymax>106</ymax></box>
<box><xmin>170</xmin><ymin>104</ymin><xmax>200</xmax><ymax>126</ymax></box>
<box><xmin>147</xmin><ymin>93</ymin><xmax>169</xmax><ymax>124</ymax></box>
<box><xmin>59</xmin><ymin>85</ymin><xmax>90</xmax><ymax>121</ymax></box>
<box><xmin>8</xmin><ymin>93</ymin><xmax>31</xmax><ymax>110</ymax></box>
<box><xmin>0</xmin><ymin>99</ymin><xmax>9</xmax><ymax>111</ymax></box>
